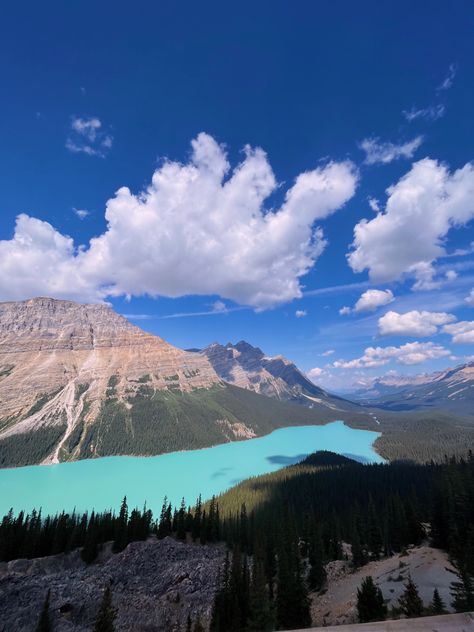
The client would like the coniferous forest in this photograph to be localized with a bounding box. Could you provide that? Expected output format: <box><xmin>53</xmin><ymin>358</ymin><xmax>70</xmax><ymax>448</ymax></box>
<box><xmin>2</xmin><ymin>451</ymin><xmax>474</xmax><ymax>630</ymax></box>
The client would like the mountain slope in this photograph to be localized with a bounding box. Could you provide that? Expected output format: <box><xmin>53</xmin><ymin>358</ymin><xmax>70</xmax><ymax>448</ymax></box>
<box><xmin>364</xmin><ymin>362</ymin><xmax>474</xmax><ymax>415</ymax></box>
<box><xmin>0</xmin><ymin>298</ymin><xmax>363</xmax><ymax>468</ymax></box>
<box><xmin>201</xmin><ymin>340</ymin><xmax>354</xmax><ymax>410</ymax></box>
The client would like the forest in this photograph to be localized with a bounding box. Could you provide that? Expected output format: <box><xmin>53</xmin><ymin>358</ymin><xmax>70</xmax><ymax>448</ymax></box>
<box><xmin>2</xmin><ymin>450</ymin><xmax>474</xmax><ymax>630</ymax></box>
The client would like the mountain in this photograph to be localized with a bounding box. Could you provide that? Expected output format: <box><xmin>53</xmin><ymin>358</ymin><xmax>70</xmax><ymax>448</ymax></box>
<box><xmin>0</xmin><ymin>298</ymin><xmax>360</xmax><ymax>468</ymax></box>
<box><xmin>362</xmin><ymin>362</ymin><xmax>474</xmax><ymax>415</ymax></box>
<box><xmin>347</xmin><ymin>371</ymin><xmax>445</xmax><ymax>401</ymax></box>
<box><xmin>200</xmin><ymin>340</ymin><xmax>352</xmax><ymax>409</ymax></box>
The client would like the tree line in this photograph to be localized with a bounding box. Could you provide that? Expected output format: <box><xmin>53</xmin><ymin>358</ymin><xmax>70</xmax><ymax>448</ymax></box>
<box><xmin>2</xmin><ymin>450</ymin><xmax>474</xmax><ymax>630</ymax></box>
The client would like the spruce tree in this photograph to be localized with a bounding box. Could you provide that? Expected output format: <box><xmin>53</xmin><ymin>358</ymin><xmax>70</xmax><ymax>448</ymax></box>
<box><xmin>94</xmin><ymin>585</ymin><xmax>116</xmax><ymax>632</ymax></box>
<box><xmin>398</xmin><ymin>575</ymin><xmax>424</xmax><ymax>618</ymax></box>
<box><xmin>112</xmin><ymin>496</ymin><xmax>128</xmax><ymax>553</ymax></box>
<box><xmin>276</xmin><ymin>520</ymin><xmax>311</xmax><ymax>630</ymax></box>
<box><xmin>308</xmin><ymin>528</ymin><xmax>326</xmax><ymax>591</ymax></box>
<box><xmin>356</xmin><ymin>576</ymin><xmax>387</xmax><ymax>623</ymax></box>
<box><xmin>430</xmin><ymin>588</ymin><xmax>447</xmax><ymax>615</ymax></box>
<box><xmin>451</xmin><ymin>567</ymin><xmax>474</xmax><ymax>612</ymax></box>
<box><xmin>36</xmin><ymin>589</ymin><xmax>51</xmax><ymax>632</ymax></box>
<box><xmin>247</xmin><ymin>545</ymin><xmax>274</xmax><ymax>631</ymax></box>
<box><xmin>186</xmin><ymin>614</ymin><xmax>192</xmax><ymax>632</ymax></box>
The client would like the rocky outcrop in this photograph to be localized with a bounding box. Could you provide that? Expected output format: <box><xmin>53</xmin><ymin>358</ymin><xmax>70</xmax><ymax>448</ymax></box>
<box><xmin>0</xmin><ymin>537</ymin><xmax>225</xmax><ymax>631</ymax></box>
<box><xmin>201</xmin><ymin>341</ymin><xmax>352</xmax><ymax>410</ymax></box>
<box><xmin>0</xmin><ymin>298</ymin><xmax>220</xmax><ymax>463</ymax></box>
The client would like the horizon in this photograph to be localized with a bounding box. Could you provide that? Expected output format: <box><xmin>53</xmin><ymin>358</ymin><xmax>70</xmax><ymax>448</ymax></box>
<box><xmin>1</xmin><ymin>1</ymin><xmax>474</xmax><ymax>391</ymax></box>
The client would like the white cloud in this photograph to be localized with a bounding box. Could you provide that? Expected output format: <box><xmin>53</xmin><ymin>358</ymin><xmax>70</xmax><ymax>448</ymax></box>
<box><xmin>339</xmin><ymin>289</ymin><xmax>394</xmax><ymax>315</ymax></box>
<box><xmin>307</xmin><ymin>367</ymin><xmax>325</xmax><ymax>380</ymax></box>
<box><xmin>66</xmin><ymin>116</ymin><xmax>113</xmax><ymax>157</ymax></box>
<box><xmin>333</xmin><ymin>341</ymin><xmax>451</xmax><ymax>369</ymax></box>
<box><xmin>354</xmin><ymin>289</ymin><xmax>394</xmax><ymax>313</ymax></box>
<box><xmin>465</xmin><ymin>289</ymin><xmax>474</xmax><ymax>307</ymax></box>
<box><xmin>348</xmin><ymin>158</ymin><xmax>474</xmax><ymax>290</ymax></box>
<box><xmin>73</xmin><ymin>208</ymin><xmax>89</xmax><ymax>220</ymax></box>
<box><xmin>437</xmin><ymin>63</ymin><xmax>457</xmax><ymax>91</ymax></box>
<box><xmin>368</xmin><ymin>197</ymin><xmax>380</xmax><ymax>212</ymax></box>
<box><xmin>360</xmin><ymin>136</ymin><xmax>423</xmax><ymax>165</ymax></box>
<box><xmin>403</xmin><ymin>104</ymin><xmax>446</xmax><ymax>122</ymax></box>
<box><xmin>0</xmin><ymin>133</ymin><xmax>357</xmax><ymax>308</ymax></box>
<box><xmin>378</xmin><ymin>309</ymin><xmax>456</xmax><ymax>337</ymax></box>
<box><xmin>443</xmin><ymin>321</ymin><xmax>474</xmax><ymax>344</ymax></box>
<box><xmin>321</xmin><ymin>349</ymin><xmax>335</xmax><ymax>356</ymax></box>
<box><xmin>295</xmin><ymin>309</ymin><xmax>307</xmax><ymax>318</ymax></box>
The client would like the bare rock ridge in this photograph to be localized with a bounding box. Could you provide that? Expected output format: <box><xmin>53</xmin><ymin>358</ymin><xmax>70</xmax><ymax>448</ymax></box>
<box><xmin>354</xmin><ymin>361</ymin><xmax>474</xmax><ymax>415</ymax></box>
<box><xmin>201</xmin><ymin>340</ymin><xmax>350</xmax><ymax>409</ymax></box>
<box><xmin>0</xmin><ymin>297</ymin><xmax>221</xmax><ymax>464</ymax></box>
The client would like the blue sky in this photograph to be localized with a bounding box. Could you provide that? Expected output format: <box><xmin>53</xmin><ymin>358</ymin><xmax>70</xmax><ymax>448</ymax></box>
<box><xmin>1</xmin><ymin>1</ymin><xmax>474</xmax><ymax>391</ymax></box>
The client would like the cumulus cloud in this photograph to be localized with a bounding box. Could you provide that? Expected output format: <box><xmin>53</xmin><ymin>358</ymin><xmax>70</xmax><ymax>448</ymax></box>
<box><xmin>354</xmin><ymin>289</ymin><xmax>394</xmax><ymax>312</ymax></box>
<box><xmin>403</xmin><ymin>104</ymin><xmax>446</xmax><ymax>122</ymax></box>
<box><xmin>66</xmin><ymin>116</ymin><xmax>113</xmax><ymax>157</ymax></box>
<box><xmin>443</xmin><ymin>321</ymin><xmax>474</xmax><ymax>344</ymax></box>
<box><xmin>333</xmin><ymin>341</ymin><xmax>451</xmax><ymax>369</ymax></box>
<box><xmin>0</xmin><ymin>133</ymin><xmax>358</xmax><ymax>308</ymax></box>
<box><xmin>378</xmin><ymin>310</ymin><xmax>456</xmax><ymax>337</ymax></box>
<box><xmin>348</xmin><ymin>158</ymin><xmax>474</xmax><ymax>290</ymax></box>
<box><xmin>360</xmin><ymin>136</ymin><xmax>423</xmax><ymax>165</ymax></box>
<box><xmin>465</xmin><ymin>289</ymin><xmax>474</xmax><ymax>307</ymax></box>
<box><xmin>339</xmin><ymin>289</ymin><xmax>394</xmax><ymax>315</ymax></box>
<box><xmin>307</xmin><ymin>367</ymin><xmax>325</xmax><ymax>380</ymax></box>
<box><xmin>295</xmin><ymin>310</ymin><xmax>307</xmax><ymax>318</ymax></box>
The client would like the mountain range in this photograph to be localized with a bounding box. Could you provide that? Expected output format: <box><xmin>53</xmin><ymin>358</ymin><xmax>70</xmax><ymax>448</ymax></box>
<box><xmin>0</xmin><ymin>297</ymin><xmax>358</xmax><ymax>468</ymax></box>
<box><xmin>354</xmin><ymin>363</ymin><xmax>474</xmax><ymax>414</ymax></box>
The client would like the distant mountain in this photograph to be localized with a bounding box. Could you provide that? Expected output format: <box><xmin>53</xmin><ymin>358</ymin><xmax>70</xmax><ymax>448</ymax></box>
<box><xmin>200</xmin><ymin>340</ymin><xmax>355</xmax><ymax>410</ymax></box>
<box><xmin>348</xmin><ymin>371</ymin><xmax>445</xmax><ymax>401</ymax></box>
<box><xmin>361</xmin><ymin>363</ymin><xmax>474</xmax><ymax>415</ymax></box>
<box><xmin>0</xmin><ymin>298</ymin><xmax>359</xmax><ymax>468</ymax></box>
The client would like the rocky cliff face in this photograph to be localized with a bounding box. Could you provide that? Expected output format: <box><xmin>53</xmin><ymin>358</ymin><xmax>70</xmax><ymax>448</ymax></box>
<box><xmin>0</xmin><ymin>298</ymin><xmax>359</xmax><ymax>468</ymax></box>
<box><xmin>201</xmin><ymin>340</ymin><xmax>350</xmax><ymax>409</ymax></box>
<box><xmin>0</xmin><ymin>537</ymin><xmax>225</xmax><ymax>631</ymax></box>
<box><xmin>0</xmin><ymin>298</ymin><xmax>220</xmax><ymax>464</ymax></box>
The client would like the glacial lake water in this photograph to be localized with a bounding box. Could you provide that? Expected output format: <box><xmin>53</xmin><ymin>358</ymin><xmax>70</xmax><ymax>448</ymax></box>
<box><xmin>0</xmin><ymin>421</ymin><xmax>383</xmax><ymax>517</ymax></box>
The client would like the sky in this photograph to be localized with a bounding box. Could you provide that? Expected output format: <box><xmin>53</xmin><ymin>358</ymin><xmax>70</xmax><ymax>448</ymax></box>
<box><xmin>1</xmin><ymin>1</ymin><xmax>474</xmax><ymax>392</ymax></box>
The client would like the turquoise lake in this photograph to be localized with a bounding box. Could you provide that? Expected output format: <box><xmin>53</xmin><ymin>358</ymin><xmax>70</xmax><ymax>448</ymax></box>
<box><xmin>0</xmin><ymin>421</ymin><xmax>383</xmax><ymax>517</ymax></box>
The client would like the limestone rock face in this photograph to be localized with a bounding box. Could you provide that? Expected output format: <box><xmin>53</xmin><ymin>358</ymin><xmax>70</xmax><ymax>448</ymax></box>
<box><xmin>0</xmin><ymin>298</ymin><xmax>221</xmax><ymax>462</ymax></box>
<box><xmin>201</xmin><ymin>340</ymin><xmax>338</xmax><ymax>406</ymax></box>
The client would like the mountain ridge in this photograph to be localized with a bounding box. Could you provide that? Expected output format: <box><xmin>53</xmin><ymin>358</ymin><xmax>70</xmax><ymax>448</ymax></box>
<box><xmin>0</xmin><ymin>297</ymin><xmax>360</xmax><ymax>468</ymax></box>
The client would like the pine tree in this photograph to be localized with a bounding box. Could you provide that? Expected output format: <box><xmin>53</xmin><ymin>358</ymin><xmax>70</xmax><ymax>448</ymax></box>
<box><xmin>81</xmin><ymin>512</ymin><xmax>99</xmax><ymax>564</ymax></box>
<box><xmin>398</xmin><ymin>575</ymin><xmax>424</xmax><ymax>618</ymax></box>
<box><xmin>451</xmin><ymin>567</ymin><xmax>474</xmax><ymax>612</ymax></box>
<box><xmin>247</xmin><ymin>545</ymin><xmax>274</xmax><ymax>631</ymax></box>
<box><xmin>356</xmin><ymin>576</ymin><xmax>387</xmax><ymax>623</ymax></box>
<box><xmin>308</xmin><ymin>528</ymin><xmax>326</xmax><ymax>591</ymax></box>
<box><xmin>112</xmin><ymin>496</ymin><xmax>128</xmax><ymax>553</ymax></box>
<box><xmin>177</xmin><ymin>497</ymin><xmax>187</xmax><ymax>541</ymax></box>
<box><xmin>36</xmin><ymin>589</ymin><xmax>51</xmax><ymax>632</ymax></box>
<box><xmin>351</xmin><ymin>521</ymin><xmax>367</xmax><ymax>569</ymax></box>
<box><xmin>94</xmin><ymin>585</ymin><xmax>116</xmax><ymax>632</ymax></box>
<box><xmin>186</xmin><ymin>614</ymin><xmax>192</xmax><ymax>632</ymax></box>
<box><xmin>276</xmin><ymin>520</ymin><xmax>311</xmax><ymax>630</ymax></box>
<box><xmin>430</xmin><ymin>588</ymin><xmax>447</xmax><ymax>615</ymax></box>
